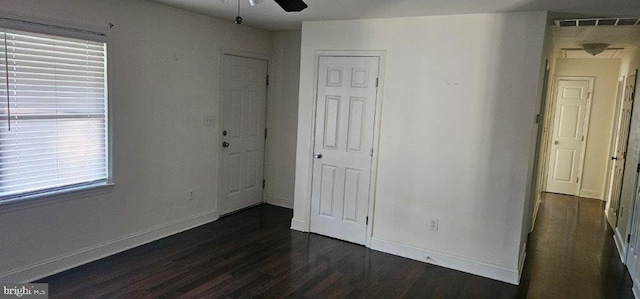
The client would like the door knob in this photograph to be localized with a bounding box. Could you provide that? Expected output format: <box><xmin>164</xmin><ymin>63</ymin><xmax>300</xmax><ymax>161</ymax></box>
<box><xmin>222</xmin><ymin>141</ymin><xmax>230</xmax><ymax>148</ymax></box>
<box><xmin>612</xmin><ymin>156</ymin><xmax>618</xmax><ymax>160</ymax></box>
<box><xmin>314</xmin><ymin>153</ymin><xmax>323</xmax><ymax>159</ymax></box>
<box><xmin>554</xmin><ymin>141</ymin><xmax>559</xmax><ymax>145</ymax></box>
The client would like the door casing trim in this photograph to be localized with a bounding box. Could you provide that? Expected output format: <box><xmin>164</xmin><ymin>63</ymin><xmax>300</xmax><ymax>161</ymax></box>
<box><xmin>544</xmin><ymin>76</ymin><xmax>595</xmax><ymax>196</ymax></box>
<box><xmin>305</xmin><ymin>50</ymin><xmax>386</xmax><ymax>247</ymax></box>
<box><xmin>217</xmin><ymin>49</ymin><xmax>271</xmax><ymax>216</ymax></box>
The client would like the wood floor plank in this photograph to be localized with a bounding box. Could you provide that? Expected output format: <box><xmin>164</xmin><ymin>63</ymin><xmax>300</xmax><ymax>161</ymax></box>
<box><xmin>37</xmin><ymin>197</ymin><xmax>634</xmax><ymax>298</ymax></box>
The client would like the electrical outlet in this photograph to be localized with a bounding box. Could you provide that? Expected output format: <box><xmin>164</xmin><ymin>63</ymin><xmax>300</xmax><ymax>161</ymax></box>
<box><xmin>189</xmin><ymin>190</ymin><xmax>194</xmax><ymax>201</ymax></box>
<box><xmin>430</xmin><ymin>219</ymin><xmax>439</xmax><ymax>231</ymax></box>
<box><xmin>203</xmin><ymin>115</ymin><xmax>215</xmax><ymax>126</ymax></box>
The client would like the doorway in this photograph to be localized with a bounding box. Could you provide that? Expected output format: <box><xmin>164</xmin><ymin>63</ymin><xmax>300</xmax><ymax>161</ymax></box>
<box><xmin>614</xmin><ymin>71</ymin><xmax>639</xmax><ymax>258</ymax></box>
<box><xmin>220</xmin><ymin>54</ymin><xmax>268</xmax><ymax>215</ymax></box>
<box><xmin>606</xmin><ymin>72</ymin><xmax>636</xmax><ymax>227</ymax></box>
<box><xmin>544</xmin><ymin>77</ymin><xmax>593</xmax><ymax>196</ymax></box>
<box><xmin>309</xmin><ymin>55</ymin><xmax>381</xmax><ymax>245</ymax></box>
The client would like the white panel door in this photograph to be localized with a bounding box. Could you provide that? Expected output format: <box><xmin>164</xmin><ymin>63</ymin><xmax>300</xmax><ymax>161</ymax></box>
<box><xmin>310</xmin><ymin>56</ymin><xmax>380</xmax><ymax>245</ymax></box>
<box><xmin>617</xmin><ymin>72</ymin><xmax>640</xmax><ymax>257</ymax></box>
<box><xmin>607</xmin><ymin>75</ymin><xmax>635</xmax><ymax>227</ymax></box>
<box><xmin>626</xmin><ymin>73</ymin><xmax>640</xmax><ymax>281</ymax></box>
<box><xmin>545</xmin><ymin>79</ymin><xmax>591</xmax><ymax>195</ymax></box>
<box><xmin>221</xmin><ymin>55</ymin><xmax>267</xmax><ymax>215</ymax></box>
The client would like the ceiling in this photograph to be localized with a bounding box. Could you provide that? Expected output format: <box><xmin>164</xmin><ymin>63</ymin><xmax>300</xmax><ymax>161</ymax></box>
<box><xmin>553</xmin><ymin>26</ymin><xmax>640</xmax><ymax>59</ymax></box>
<box><xmin>150</xmin><ymin>0</ymin><xmax>640</xmax><ymax>31</ymax></box>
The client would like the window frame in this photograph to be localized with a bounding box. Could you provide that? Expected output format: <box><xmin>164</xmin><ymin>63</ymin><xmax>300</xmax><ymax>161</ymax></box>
<box><xmin>0</xmin><ymin>17</ymin><xmax>112</xmax><ymax>206</ymax></box>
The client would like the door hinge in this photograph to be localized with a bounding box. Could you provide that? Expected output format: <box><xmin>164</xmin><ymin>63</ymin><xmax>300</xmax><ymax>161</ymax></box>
<box><xmin>366</xmin><ymin>216</ymin><xmax>369</xmax><ymax>225</ymax></box>
<box><xmin>535</xmin><ymin>114</ymin><xmax>542</xmax><ymax>124</ymax></box>
<box><xmin>576</xmin><ymin>177</ymin><xmax>580</xmax><ymax>183</ymax></box>
<box><xmin>582</xmin><ymin>136</ymin><xmax>584</xmax><ymax>142</ymax></box>
<box><xmin>262</xmin><ymin>179</ymin><xmax>265</xmax><ymax>189</ymax></box>
<box><xmin>637</xmin><ymin>163</ymin><xmax>640</xmax><ymax>173</ymax></box>
<box><xmin>265</xmin><ymin>128</ymin><xmax>268</xmax><ymax>139</ymax></box>
<box><xmin>628</xmin><ymin>234</ymin><xmax>632</xmax><ymax>243</ymax></box>
<box><xmin>375</xmin><ymin>78</ymin><xmax>379</xmax><ymax>87</ymax></box>
<box><xmin>370</xmin><ymin>148</ymin><xmax>374</xmax><ymax>157</ymax></box>
<box><xmin>266</xmin><ymin>75</ymin><xmax>269</xmax><ymax>86</ymax></box>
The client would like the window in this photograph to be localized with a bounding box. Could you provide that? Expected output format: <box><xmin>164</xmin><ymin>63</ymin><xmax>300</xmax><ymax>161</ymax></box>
<box><xmin>0</xmin><ymin>26</ymin><xmax>108</xmax><ymax>201</ymax></box>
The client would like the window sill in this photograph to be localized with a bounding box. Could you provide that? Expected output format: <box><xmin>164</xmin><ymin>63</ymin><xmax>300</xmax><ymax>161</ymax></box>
<box><xmin>0</xmin><ymin>182</ymin><xmax>115</xmax><ymax>213</ymax></box>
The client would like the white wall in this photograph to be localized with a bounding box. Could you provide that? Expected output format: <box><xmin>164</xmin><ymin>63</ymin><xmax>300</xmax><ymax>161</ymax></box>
<box><xmin>525</xmin><ymin>16</ymin><xmax>556</xmax><ymax>258</ymax></box>
<box><xmin>292</xmin><ymin>12</ymin><xmax>548</xmax><ymax>284</ymax></box>
<box><xmin>621</xmin><ymin>49</ymin><xmax>640</xmax><ymax>77</ymax></box>
<box><xmin>264</xmin><ymin>31</ymin><xmax>301</xmax><ymax>209</ymax></box>
<box><xmin>552</xmin><ymin>58</ymin><xmax>621</xmax><ymax>200</ymax></box>
<box><xmin>0</xmin><ymin>0</ymin><xmax>273</xmax><ymax>282</ymax></box>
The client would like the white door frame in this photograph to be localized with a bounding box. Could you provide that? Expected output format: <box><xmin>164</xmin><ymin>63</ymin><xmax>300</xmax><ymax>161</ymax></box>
<box><xmin>528</xmin><ymin>60</ymin><xmax>551</xmax><ymax>233</ymax></box>
<box><xmin>544</xmin><ymin>76</ymin><xmax>595</xmax><ymax>196</ymax></box>
<box><xmin>605</xmin><ymin>77</ymin><xmax>627</xmax><ymax>200</ymax></box>
<box><xmin>217</xmin><ymin>49</ymin><xmax>271</xmax><ymax>215</ymax></box>
<box><xmin>605</xmin><ymin>75</ymin><xmax>627</xmax><ymax>223</ymax></box>
<box><xmin>305</xmin><ymin>50</ymin><xmax>386</xmax><ymax>247</ymax></box>
<box><xmin>538</xmin><ymin>74</ymin><xmax>556</xmax><ymax>196</ymax></box>
<box><xmin>619</xmin><ymin>71</ymin><xmax>639</xmax><ymax>263</ymax></box>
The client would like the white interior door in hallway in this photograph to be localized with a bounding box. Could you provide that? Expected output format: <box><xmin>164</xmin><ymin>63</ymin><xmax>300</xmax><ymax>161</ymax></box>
<box><xmin>622</xmin><ymin>72</ymin><xmax>640</xmax><ymax>285</ymax></box>
<box><xmin>310</xmin><ymin>56</ymin><xmax>380</xmax><ymax>245</ymax></box>
<box><xmin>607</xmin><ymin>73</ymin><xmax>636</xmax><ymax>227</ymax></box>
<box><xmin>221</xmin><ymin>54</ymin><xmax>268</xmax><ymax>215</ymax></box>
<box><xmin>545</xmin><ymin>78</ymin><xmax>593</xmax><ymax>196</ymax></box>
<box><xmin>615</xmin><ymin>71</ymin><xmax>639</xmax><ymax>259</ymax></box>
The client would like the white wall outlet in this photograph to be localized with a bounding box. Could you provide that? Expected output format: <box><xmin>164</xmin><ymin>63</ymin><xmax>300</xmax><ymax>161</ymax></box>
<box><xmin>189</xmin><ymin>190</ymin><xmax>194</xmax><ymax>201</ymax></box>
<box><xmin>203</xmin><ymin>115</ymin><xmax>215</xmax><ymax>126</ymax></box>
<box><xmin>430</xmin><ymin>219</ymin><xmax>439</xmax><ymax>231</ymax></box>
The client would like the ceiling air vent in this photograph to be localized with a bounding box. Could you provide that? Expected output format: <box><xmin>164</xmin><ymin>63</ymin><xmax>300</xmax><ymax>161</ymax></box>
<box><xmin>555</xmin><ymin>18</ymin><xmax>640</xmax><ymax>27</ymax></box>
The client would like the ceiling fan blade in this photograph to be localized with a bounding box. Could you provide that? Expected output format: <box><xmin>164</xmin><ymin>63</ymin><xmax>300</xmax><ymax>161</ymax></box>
<box><xmin>274</xmin><ymin>0</ymin><xmax>308</xmax><ymax>12</ymax></box>
<box><xmin>249</xmin><ymin>0</ymin><xmax>265</xmax><ymax>6</ymax></box>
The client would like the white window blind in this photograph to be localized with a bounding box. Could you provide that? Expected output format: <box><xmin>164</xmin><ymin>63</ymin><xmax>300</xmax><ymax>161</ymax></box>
<box><xmin>0</xmin><ymin>28</ymin><xmax>108</xmax><ymax>201</ymax></box>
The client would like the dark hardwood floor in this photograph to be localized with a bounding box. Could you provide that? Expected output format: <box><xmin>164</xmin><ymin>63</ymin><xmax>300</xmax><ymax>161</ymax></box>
<box><xmin>39</xmin><ymin>193</ymin><xmax>634</xmax><ymax>298</ymax></box>
<box><xmin>519</xmin><ymin>193</ymin><xmax>634</xmax><ymax>298</ymax></box>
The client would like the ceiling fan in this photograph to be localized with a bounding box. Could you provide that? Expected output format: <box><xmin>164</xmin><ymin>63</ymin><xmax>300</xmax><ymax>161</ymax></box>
<box><xmin>220</xmin><ymin>0</ymin><xmax>308</xmax><ymax>24</ymax></box>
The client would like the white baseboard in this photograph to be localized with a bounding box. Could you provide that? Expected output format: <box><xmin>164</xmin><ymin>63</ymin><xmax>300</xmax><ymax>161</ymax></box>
<box><xmin>580</xmin><ymin>189</ymin><xmax>603</xmax><ymax>200</ymax></box>
<box><xmin>369</xmin><ymin>237</ymin><xmax>520</xmax><ymax>285</ymax></box>
<box><xmin>0</xmin><ymin>210</ymin><xmax>219</xmax><ymax>283</ymax></box>
<box><xmin>518</xmin><ymin>244</ymin><xmax>527</xmax><ymax>283</ymax></box>
<box><xmin>605</xmin><ymin>209</ymin><xmax>615</xmax><ymax>229</ymax></box>
<box><xmin>531</xmin><ymin>198</ymin><xmax>540</xmax><ymax>233</ymax></box>
<box><xmin>290</xmin><ymin>218</ymin><xmax>308</xmax><ymax>232</ymax></box>
<box><xmin>614</xmin><ymin>227</ymin><xmax>627</xmax><ymax>264</ymax></box>
<box><xmin>264</xmin><ymin>194</ymin><xmax>293</xmax><ymax>209</ymax></box>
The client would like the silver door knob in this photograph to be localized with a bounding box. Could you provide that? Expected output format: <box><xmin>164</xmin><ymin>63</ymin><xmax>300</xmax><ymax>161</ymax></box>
<box><xmin>554</xmin><ymin>141</ymin><xmax>559</xmax><ymax>145</ymax></box>
<box><xmin>314</xmin><ymin>153</ymin><xmax>323</xmax><ymax>159</ymax></box>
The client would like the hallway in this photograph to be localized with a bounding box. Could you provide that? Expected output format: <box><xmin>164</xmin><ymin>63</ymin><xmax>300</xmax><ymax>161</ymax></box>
<box><xmin>520</xmin><ymin>193</ymin><xmax>634</xmax><ymax>298</ymax></box>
